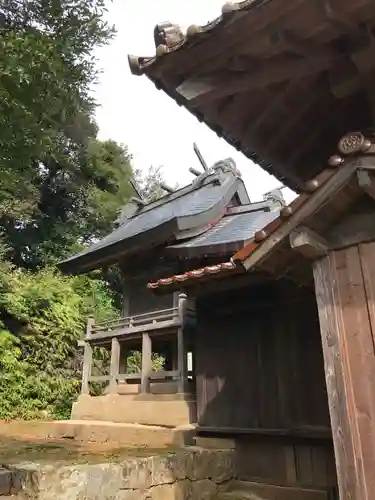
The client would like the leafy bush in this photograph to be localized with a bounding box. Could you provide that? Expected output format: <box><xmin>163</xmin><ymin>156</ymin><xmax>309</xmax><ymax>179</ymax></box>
<box><xmin>0</xmin><ymin>263</ymin><xmax>118</xmax><ymax>419</ymax></box>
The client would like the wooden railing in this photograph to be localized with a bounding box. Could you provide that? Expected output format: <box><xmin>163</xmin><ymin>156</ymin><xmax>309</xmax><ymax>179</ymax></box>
<box><xmin>88</xmin><ymin>307</ymin><xmax>181</xmax><ymax>342</ymax></box>
<box><xmin>80</xmin><ymin>294</ymin><xmax>190</xmax><ymax>396</ymax></box>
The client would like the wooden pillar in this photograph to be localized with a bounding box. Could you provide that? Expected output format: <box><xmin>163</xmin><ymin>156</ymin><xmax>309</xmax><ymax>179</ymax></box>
<box><xmin>313</xmin><ymin>242</ymin><xmax>375</xmax><ymax>500</ymax></box>
<box><xmin>109</xmin><ymin>337</ymin><xmax>120</xmax><ymax>394</ymax></box>
<box><xmin>122</xmin><ymin>280</ymin><xmax>130</xmax><ymax>317</ymax></box>
<box><xmin>141</xmin><ymin>333</ymin><xmax>152</xmax><ymax>393</ymax></box>
<box><xmin>119</xmin><ymin>344</ymin><xmax>128</xmax><ymax>375</ymax></box>
<box><xmin>81</xmin><ymin>317</ymin><xmax>94</xmax><ymax>395</ymax></box>
<box><xmin>177</xmin><ymin>293</ymin><xmax>188</xmax><ymax>393</ymax></box>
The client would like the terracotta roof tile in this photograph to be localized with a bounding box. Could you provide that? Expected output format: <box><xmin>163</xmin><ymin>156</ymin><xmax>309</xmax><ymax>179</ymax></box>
<box><xmin>147</xmin><ymin>261</ymin><xmax>237</xmax><ymax>290</ymax></box>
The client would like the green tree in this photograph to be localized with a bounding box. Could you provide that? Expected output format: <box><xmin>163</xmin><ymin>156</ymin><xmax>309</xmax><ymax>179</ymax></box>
<box><xmin>134</xmin><ymin>165</ymin><xmax>179</xmax><ymax>202</ymax></box>
<box><xmin>0</xmin><ymin>258</ymin><xmax>119</xmax><ymax>419</ymax></box>
<box><xmin>0</xmin><ymin>0</ymin><xmax>113</xmax><ymax>195</ymax></box>
<box><xmin>0</xmin><ymin>0</ymin><xmax>130</xmax><ymax>269</ymax></box>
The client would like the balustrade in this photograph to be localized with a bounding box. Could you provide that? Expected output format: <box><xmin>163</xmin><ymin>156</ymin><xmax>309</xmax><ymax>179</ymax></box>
<box><xmin>80</xmin><ymin>293</ymin><xmax>191</xmax><ymax>395</ymax></box>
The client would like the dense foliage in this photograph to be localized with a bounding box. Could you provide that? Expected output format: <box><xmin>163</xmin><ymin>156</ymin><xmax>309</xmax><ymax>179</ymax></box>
<box><xmin>0</xmin><ymin>258</ymin><xmax>119</xmax><ymax>419</ymax></box>
<box><xmin>0</xmin><ymin>1</ymin><xmax>168</xmax><ymax>420</ymax></box>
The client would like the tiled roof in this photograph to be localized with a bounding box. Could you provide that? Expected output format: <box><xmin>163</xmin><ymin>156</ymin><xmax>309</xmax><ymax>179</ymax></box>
<box><xmin>147</xmin><ymin>261</ymin><xmax>237</xmax><ymax>289</ymax></box>
<box><xmin>167</xmin><ymin>206</ymin><xmax>279</xmax><ymax>255</ymax></box>
<box><xmin>128</xmin><ymin>1</ymin><xmax>375</xmax><ymax>192</ymax></box>
<box><xmin>59</xmin><ymin>162</ymin><xmax>243</xmax><ymax>272</ymax></box>
<box><xmin>128</xmin><ymin>0</ymin><xmax>263</xmax><ymax>75</ymax></box>
<box><xmin>148</xmin><ymin>131</ymin><xmax>375</xmax><ymax>290</ymax></box>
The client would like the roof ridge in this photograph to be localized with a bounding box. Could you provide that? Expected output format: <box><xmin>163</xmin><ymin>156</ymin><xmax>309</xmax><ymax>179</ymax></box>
<box><xmin>124</xmin><ymin>161</ymin><xmax>240</xmax><ymax>222</ymax></box>
<box><xmin>128</xmin><ymin>0</ymin><xmax>265</xmax><ymax>75</ymax></box>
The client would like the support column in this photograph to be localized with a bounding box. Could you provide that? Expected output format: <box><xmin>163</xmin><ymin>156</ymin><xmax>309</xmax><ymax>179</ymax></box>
<box><xmin>119</xmin><ymin>344</ymin><xmax>128</xmax><ymax>376</ymax></box>
<box><xmin>177</xmin><ymin>293</ymin><xmax>188</xmax><ymax>393</ymax></box>
<box><xmin>81</xmin><ymin>317</ymin><xmax>94</xmax><ymax>395</ymax></box>
<box><xmin>313</xmin><ymin>242</ymin><xmax>375</xmax><ymax>500</ymax></box>
<box><xmin>141</xmin><ymin>333</ymin><xmax>152</xmax><ymax>393</ymax></box>
<box><xmin>109</xmin><ymin>337</ymin><xmax>120</xmax><ymax>394</ymax></box>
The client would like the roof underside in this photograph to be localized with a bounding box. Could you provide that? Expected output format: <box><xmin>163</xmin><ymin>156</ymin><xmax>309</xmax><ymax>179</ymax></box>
<box><xmin>148</xmin><ymin>133</ymin><xmax>375</xmax><ymax>291</ymax></box>
<box><xmin>129</xmin><ymin>0</ymin><xmax>375</xmax><ymax>191</ymax></box>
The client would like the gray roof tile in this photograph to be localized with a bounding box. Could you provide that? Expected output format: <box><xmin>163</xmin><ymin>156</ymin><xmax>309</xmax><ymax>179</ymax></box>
<box><xmin>168</xmin><ymin>209</ymin><xmax>279</xmax><ymax>251</ymax></box>
<box><xmin>59</xmin><ymin>167</ymin><xmax>241</xmax><ymax>270</ymax></box>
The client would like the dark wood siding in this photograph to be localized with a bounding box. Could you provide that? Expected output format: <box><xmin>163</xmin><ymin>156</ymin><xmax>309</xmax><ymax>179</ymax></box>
<box><xmin>195</xmin><ymin>283</ymin><xmax>330</xmax><ymax>431</ymax></box>
<box><xmin>235</xmin><ymin>437</ymin><xmax>337</xmax><ymax>491</ymax></box>
<box><xmin>128</xmin><ymin>277</ymin><xmax>174</xmax><ymax>315</ymax></box>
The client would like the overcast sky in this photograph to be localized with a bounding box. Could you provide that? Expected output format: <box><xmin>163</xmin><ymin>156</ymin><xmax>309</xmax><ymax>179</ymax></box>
<box><xmin>93</xmin><ymin>0</ymin><xmax>296</xmax><ymax>204</ymax></box>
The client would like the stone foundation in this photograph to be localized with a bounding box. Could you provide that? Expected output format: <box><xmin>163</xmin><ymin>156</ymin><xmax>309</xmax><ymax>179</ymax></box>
<box><xmin>0</xmin><ymin>420</ymin><xmax>195</xmax><ymax>449</ymax></box>
<box><xmin>71</xmin><ymin>394</ymin><xmax>196</xmax><ymax>428</ymax></box>
<box><xmin>7</xmin><ymin>448</ymin><xmax>235</xmax><ymax>500</ymax></box>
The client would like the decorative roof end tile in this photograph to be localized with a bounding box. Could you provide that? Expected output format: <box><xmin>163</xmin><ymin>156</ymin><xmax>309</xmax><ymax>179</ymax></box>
<box><xmin>154</xmin><ymin>22</ymin><xmax>185</xmax><ymax>49</ymax></box>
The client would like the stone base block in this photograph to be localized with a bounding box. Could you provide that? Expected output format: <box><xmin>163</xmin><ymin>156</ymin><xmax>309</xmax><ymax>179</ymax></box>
<box><xmin>5</xmin><ymin>448</ymin><xmax>235</xmax><ymax>500</ymax></box>
<box><xmin>0</xmin><ymin>419</ymin><xmax>193</xmax><ymax>449</ymax></box>
<box><xmin>71</xmin><ymin>394</ymin><xmax>196</xmax><ymax>428</ymax></box>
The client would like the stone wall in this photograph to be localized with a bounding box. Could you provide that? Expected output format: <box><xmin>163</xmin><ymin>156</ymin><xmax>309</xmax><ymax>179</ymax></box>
<box><xmin>8</xmin><ymin>447</ymin><xmax>235</xmax><ymax>500</ymax></box>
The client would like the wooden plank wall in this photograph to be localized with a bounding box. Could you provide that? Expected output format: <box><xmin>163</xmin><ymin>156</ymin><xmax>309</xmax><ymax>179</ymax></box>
<box><xmin>235</xmin><ymin>436</ymin><xmax>337</xmax><ymax>492</ymax></box>
<box><xmin>314</xmin><ymin>242</ymin><xmax>375</xmax><ymax>500</ymax></box>
<box><xmin>195</xmin><ymin>281</ymin><xmax>337</xmax><ymax>493</ymax></box>
<box><xmin>195</xmin><ymin>284</ymin><xmax>330</xmax><ymax>431</ymax></box>
<box><xmin>128</xmin><ymin>277</ymin><xmax>174</xmax><ymax>315</ymax></box>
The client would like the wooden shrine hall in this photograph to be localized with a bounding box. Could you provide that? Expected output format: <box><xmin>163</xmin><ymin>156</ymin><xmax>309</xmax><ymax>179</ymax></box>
<box><xmin>59</xmin><ymin>157</ymin><xmax>284</xmax><ymax>428</ymax></box>
<box><xmin>126</xmin><ymin>1</ymin><xmax>375</xmax><ymax>500</ymax></box>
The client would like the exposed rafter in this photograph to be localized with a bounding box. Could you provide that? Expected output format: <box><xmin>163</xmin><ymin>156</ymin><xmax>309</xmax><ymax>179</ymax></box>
<box><xmin>176</xmin><ymin>52</ymin><xmax>342</xmax><ymax>105</ymax></box>
<box><xmin>357</xmin><ymin>169</ymin><xmax>375</xmax><ymax>200</ymax></box>
<box><xmin>289</xmin><ymin>226</ymin><xmax>329</xmax><ymax>259</ymax></box>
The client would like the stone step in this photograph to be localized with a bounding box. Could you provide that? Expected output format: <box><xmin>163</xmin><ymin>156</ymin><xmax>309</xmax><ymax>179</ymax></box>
<box><xmin>220</xmin><ymin>481</ymin><xmax>330</xmax><ymax>500</ymax></box>
<box><xmin>0</xmin><ymin>419</ymin><xmax>195</xmax><ymax>448</ymax></box>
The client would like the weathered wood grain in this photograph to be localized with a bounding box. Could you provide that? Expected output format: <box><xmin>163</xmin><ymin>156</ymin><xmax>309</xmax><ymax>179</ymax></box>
<box><xmin>313</xmin><ymin>244</ymin><xmax>375</xmax><ymax>500</ymax></box>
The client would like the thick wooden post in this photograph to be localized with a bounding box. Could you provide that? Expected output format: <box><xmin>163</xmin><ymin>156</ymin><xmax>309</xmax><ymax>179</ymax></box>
<box><xmin>81</xmin><ymin>317</ymin><xmax>94</xmax><ymax>395</ymax></box>
<box><xmin>141</xmin><ymin>333</ymin><xmax>152</xmax><ymax>393</ymax></box>
<box><xmin>119</xmin><ymin>344</ymin><xmax>128</xmax><ymax>375</ymax></box>
<box><xmin>109</xmin><ymin>337</ymin><xmax>120</xmax><ymax>394</ymax></box>
<box><xmin>313</xmin><ymin>242</ymin><xmax>375</xmax><ymax>500</ymax></box>
<box><xmin>177</xmin><ymin>293</ymin><xmax>188</xmax><ymax>393</ymax></box>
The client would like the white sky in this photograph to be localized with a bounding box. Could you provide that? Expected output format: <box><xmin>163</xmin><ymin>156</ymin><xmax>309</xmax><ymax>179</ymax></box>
<box><xmin>93</xmin><ymin>0</ymin><xmax>297</xmax><ymax>204</ymax></box>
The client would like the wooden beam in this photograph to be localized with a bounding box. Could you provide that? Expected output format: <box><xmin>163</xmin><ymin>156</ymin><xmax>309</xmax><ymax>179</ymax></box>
<box><xmin>290</xmin><ymin>226</ymin><xmax>330</xmax><ymax>259</ymax></box>
<box><xmin>287</xmin><ymin>96</ymin><xmax>349</xmax><ymax>170</ymax></box>
<box><xmin>241</xmin><ymin>160</ymin><xmax>358</xmax><ymax>271</ymax></box>
<box><xmin>357</xmin><ymin>170</ymin><xmax>375</xmax><ymax>200</ymax></box>
<box><xmin>242</xmin><ymin>81</ymin><xmax>295</xmax><ymax>136</ymax></box>
<box><xmin>177</xmin><ymin>293</ymin><xmax>188</xmax><ymax>393</ymax></box>
<box><xmin>119</xmin><ymin>344</ymin><xmax>128</xmax><ymax>377</ymax></box>
<box><xmin>176</xmin><ymin>53</ymin><xmax>340</xmax><ymax>105</ymax></box>
<box><xmin>109</xmin><ymin>337</ymin><xmax>120</xmax><ymax>394</ymax></box>
<box><xmin>81</xmin><ymin>318</ymin><xmax>94</xmax><ymax>395</ymax></box>
<box><xmin>141</xmin><ymin>333</ymin><xmax>152</xmax><ymax>393</ymax></box>
<box><xmin>270</xmin><ymin>27</ymin><xmax>324</xmax><ymax>57</ymax></box>
<box><xmin>313</xmin><ymin>244</ymin><xmax>375</xmax><ymax>500</ymax></box>
<box><xmin>264</xmin><ymin>84</ymin><xmax>318</xmax><ymax>153</ymax></box>
<box><xmin>328</xmin><ymin>59</ymin><xmax>362</xmax><ymax>99</ymax></box>
<box><xmin>320</xmin><ymin>0</ymin><xmax>352</xmax><ymax>30</ymax></box>
<box><xmin>159</xmin><ymin>182</ymin><xmax>175</xmax><ymax>194</ymax></box>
